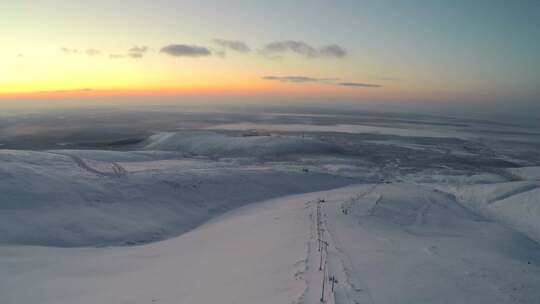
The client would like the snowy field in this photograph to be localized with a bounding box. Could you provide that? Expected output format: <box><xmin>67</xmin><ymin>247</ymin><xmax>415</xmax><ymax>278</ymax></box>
<box><xmin>1</xmin><ymin>108</ymin><xmax>539</xmax><ymax>303</ymax></box>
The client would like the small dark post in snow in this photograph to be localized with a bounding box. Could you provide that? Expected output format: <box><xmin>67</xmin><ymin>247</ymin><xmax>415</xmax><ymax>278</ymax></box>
<box><xmin>317</xmin><ymin>204</ymin><xmax>322</xmax><ymax>252</ymax></box>
<box><xmin>321</xmin><ymin>259</ymin><xmax>327</xmax><ymax>302</ymax></box>
<box><xmin>330</xmin><ymin>275</ymin><xmax>338</xmax><ymax>292</ymax></box>
<box><xmin>320</xmin><ymin>240</ymin><xmax>329</xmax><ymax>271</ymax></box>
<box><xmin>319</xmin><ymin>241</ymin><xmax>323</xmax><ymax>270</ymax></box>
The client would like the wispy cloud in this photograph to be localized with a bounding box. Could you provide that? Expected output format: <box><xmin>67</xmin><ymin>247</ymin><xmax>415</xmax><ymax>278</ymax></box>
<box><xmin>129</xmin><ymin>46</ymin><xmax>148</xmax><ymax>53</ymax></box>
<box><xmin>160</xmin><ymin>44</ymin><xmax>211</xmax><ymax>57</ymax></box>
<box><xmin>260</xmin><ymin>40</ymin><xmax>347</xmax><ymax>59</ymax></box>
<box><xmin>107</xmin><ymin>46</ymin><xmax>149</xmax><ymax>59</ymax></box>
<box><xmin>109</xmin><ymin>54</ymin><xmax>125</xmax><ymax>59</ymax></box>
<box><xmin>61</xmin><ymin>47</ymin><xmax>101</xmax><ymax>56</ymax></box>
<box><xmin>85</xmin><ymin>49</ymin><xmax>101</xmax><ymax>56</ymax></box>
<box><xmin>128</xmin><ymin>46</ymin><xmax>148</xmax><ymax>58</ymax></box>
<box><xmin>61</xmin><ymin>47</ymin><xmax>79</xmax><ymax>54</ymax></box>
<box><xmin>212</xmin><ymin>39</ymin><xmax>251</xmax><ymax>53</ymax></box>
<box><xmin>377</xmin><ymin>76</ymin><xmax>401</xmax><ymax>81</ymax></box>
<box><xmin>262</xmin><ymin>75</ymin><xmax>380</xmax><ymax>88</ymax></box>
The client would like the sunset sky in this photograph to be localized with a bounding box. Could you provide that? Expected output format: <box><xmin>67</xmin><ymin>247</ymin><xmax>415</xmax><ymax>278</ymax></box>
<box><xmin>1</xmin><ymin>0</ymin><xmax>539</xmax><ymax>108</ymax></box>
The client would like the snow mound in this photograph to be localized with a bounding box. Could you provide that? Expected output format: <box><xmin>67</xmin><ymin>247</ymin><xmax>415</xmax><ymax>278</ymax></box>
<box><xmin>143</xmin><ymin>131</ymin><xmax>343</xmax><ymax>158</ymax></box>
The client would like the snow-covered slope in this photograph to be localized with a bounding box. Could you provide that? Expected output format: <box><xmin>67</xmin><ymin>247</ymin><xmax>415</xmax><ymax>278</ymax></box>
<box><xmin>2</xmin><ymin>124</ymin><xmax>540</xmax><ymax>303</ymax></box>
<box><xmin>319</xmin><ymin>184</ymin><xmax>540</xmax><ymax>304</ymax></box>
<box><xmin>2</xmin><ymin>184</ymin><xmax>539</xmax><ymax>304</ymax></box>
<box><xmin>0</xmin><ymin>148</ymin><xmax>353</xmax><ymax>247</ymax></box>
<box><xmin>0</xmin><ymin>193</ymin><xmax>312</xmax><ymax>304</ymax></box>
<box><xmin>440</xmin><ymin>181</ymin><xmax>540</xmax><ymax>242</ymax></box>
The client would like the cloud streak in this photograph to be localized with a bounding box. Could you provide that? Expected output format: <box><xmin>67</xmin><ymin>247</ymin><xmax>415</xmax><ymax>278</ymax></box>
<box><xmin>338</xmin><ymin>82</ymin><xmax>381</xmax><ymax>88</ymax></box>
<box><xmin>262</xmin><ymin>76</ymin><xmax>335</xmax><ymax>83</ymax></box>
<box><xmin>260</xmin><ymin>41</ymin><xmax>347</xmax><ymax>58</ymax></box>
<box><xmin>262</xmin><ymin>75</ymin><xmax>380</xmax><ymax>88</ymax></box>
<box><xmin>160</xmin><ymin>44</ymin><xmax>211</xmax><ymax>57</ymax></box>
<box><xmin>35</xmin><ymin>88</ymin><xmax>94</xmax><ymax>94</ymax></box>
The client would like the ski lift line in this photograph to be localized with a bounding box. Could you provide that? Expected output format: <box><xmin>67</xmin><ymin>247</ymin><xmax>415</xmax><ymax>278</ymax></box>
<box><xmin>315</xmin><ymin>198</ymin><xmax>341</xmax><ymax>304</ymax></box>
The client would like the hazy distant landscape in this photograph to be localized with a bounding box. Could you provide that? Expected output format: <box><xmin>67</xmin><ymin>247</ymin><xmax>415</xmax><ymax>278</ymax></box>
<box><xmin>1</xmin><ymin>105</ymin><xmax>540</xmax><ymax>303</ymax></box>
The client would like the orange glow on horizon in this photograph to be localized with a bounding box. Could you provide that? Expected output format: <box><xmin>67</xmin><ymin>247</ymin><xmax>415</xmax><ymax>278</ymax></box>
<box><xmin>0</xmin><ymin>82</ymin><xmax>392</xmax><ymax>101</ymax></box>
